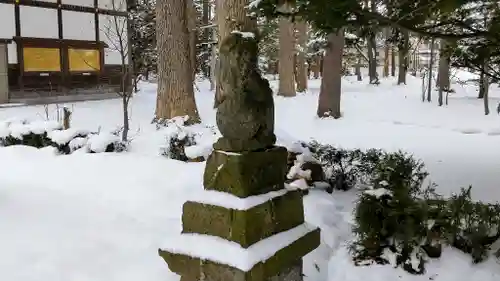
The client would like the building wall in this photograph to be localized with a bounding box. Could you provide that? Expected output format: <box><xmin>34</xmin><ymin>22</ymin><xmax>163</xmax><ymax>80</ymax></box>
<box><xmin>20</xmin><ymin>6</ymin><xmax>59</xmax><ymax>38</ymax></box>
<box><xmin>99</xmin><ymin>14</ymin><xmax>128</xmax><ymax>65</ymax></box>
<box><xmin>63</xmin><ymin>0</ymin><xmax>94</xmax><ymax>7</ymax></box>
<box><xmin>62</xmin><ymin>11</ymin><xmax>96</xmax><ymax>41</ymax></box>
<box><xmin>99</xmin><ymin>0</ymin><xmax>127</xmax><ymax>11</ymax></box>
<box><xmin>0</xmin><ymin>0</ymin><xmax>129</xmax><ymax>99</ymax></box>
<box><xmin>0</xmin><ymin>3</ymin><xmax>16</xmax><ymax>63</ymax></box>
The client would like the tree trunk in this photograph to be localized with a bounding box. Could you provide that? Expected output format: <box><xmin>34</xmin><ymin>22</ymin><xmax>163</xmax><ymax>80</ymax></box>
<box><xmin>397</xmin><ymin>30</ymin><xmax>409</xmax><ymax>85</ymax></box>
<box><xmin>278</xmin><ymin>3</ymin><xmax>296</xmax><ymax>97</ymax></box>
<box><xmin>383</xmin><ymin>28</ymin><xmax>390</xmax><ymax>77</ymax></box>
<box><xmin>367</xmin><ymin>34</ymin><xmax>378</xmax><ymax>84</ymax></box>
<box><xmin>214</xmin><ymin>0</ymin><xmax>257</xmax><ymax>107</ymax></box>
<box><xmin>312</xmin><ymin>55</ymin><xmax>320</xmax><ymax>79</ymax></box>
<box><xmin>202</xmin><ymin>0</ymin><xmax>210</xmax><ymax>78</ymax></box>
<box><xmin>355</xmin><ymin>57</ymin><xmax>362</xmax><ymax>81</ymax></box>
<box><xmin>188</xmin><ymin>0</ymin><xmax>197</xmax><ymax>81</ymax></box>
<box><xmin>317</xmin><ymin>30</ymin><xmax>344</xmax><ymax>119</ymax></box>
<box><xmin>209</xmin><ymin>31</ymin><xmax>217</xmax><ymax>91</ymax></box>
<box><xmin>483</xmin><ymin>74</ymin><xmax>490</xmax><ymax>115</ymax></box>
<box><xmin>209</xmin><ymin>2</ymin><xmax>217</xmax><ymax>91</ymax></box>
<box><xmin>437</xmin><ymin>40</ymin><xmax>451</xmax><ymax>106</ymax></box>
<box><xmin>122</xmin><ymin>94</ymin><xmax>129</xmax><ymax>142</ymax></box>
<box><xmin>478</xmin><ymin>69</ymin><xmax>486</xmax><ymax>99</ymax></box>
<box><xmin>427</xmin><ymin>38</ymin><xmax>435</xmax><ymax>102</ymax></box>
<box><xmin>391</xmin><ymin>45</ymin><xmax>396</xmax><ymax>76</ymax></box>
<box><xmin>155</xmin><ymin>0</ymin><xmax>200</xmax><ymax>122</ymax></box>
<box><xmin>295</xmin><ymin>20</ymin><xmax>308</xmax><ymax>92</ymax></box>
<box><xmin>480</xmin><ymin>60</ymin><xmax>490</xmax><ymax>114</ymax></box>
<box><xmin>319</xmin><ymin>55</ymin><xmax>324</xmax><ymax>77</ymax></box>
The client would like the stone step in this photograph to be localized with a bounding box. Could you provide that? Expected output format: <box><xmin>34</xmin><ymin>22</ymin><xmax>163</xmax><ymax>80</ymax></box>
<box><xmin>182</xmin><ymin>190</ymin><xmax>305</xmax><ymax>248</ymax></box>
<box><xmin>159</xmin><ymin>224</ymin><xmax>320</xmax><ymax>281</ymax></box>
<box><xmin>203</xmin><ymin>146</ymin><xmax>288</xmax><ymax>198</ymax></box>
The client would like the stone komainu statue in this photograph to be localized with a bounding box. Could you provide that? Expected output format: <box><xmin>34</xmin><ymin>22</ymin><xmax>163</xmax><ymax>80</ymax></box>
<box><xmin>214</xmin><ymin>32</ymin><xmax>276</xmax><ymax>152</ymax></box>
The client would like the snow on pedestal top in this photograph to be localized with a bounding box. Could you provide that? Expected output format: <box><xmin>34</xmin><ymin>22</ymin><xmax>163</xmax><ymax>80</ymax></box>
<box><xmin>186</xmin><ymin>188</ymin><xmax>289</xmax><ymax>210</ymax></box>
<box><xmin>160</xmin><ymin>223</ymin><xmax>317</xmax><ymax>272</ymax></box>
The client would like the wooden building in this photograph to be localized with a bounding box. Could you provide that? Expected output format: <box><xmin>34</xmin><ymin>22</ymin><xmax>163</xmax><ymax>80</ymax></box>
<box><xmin>0</xmin><ymin>0</ymin><xmax>129</xmax><ymax>104</ymax></box>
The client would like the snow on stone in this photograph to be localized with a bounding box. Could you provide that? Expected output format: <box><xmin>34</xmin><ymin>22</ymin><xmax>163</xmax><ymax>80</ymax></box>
<box><xmin>160</xmin><ymin>223</ymin><xmax>317</xmax><ymax>272</ymax></box>
<box><xmin>312</xmin><ymin>181</ymin><xmax>331</xmax><ymax>190</ymax></box>
<box><xmin>231</xmin><ymin>30</ymin><xmax>255</xmax><ymax>39</ymax></box>
<box><xmin>364</xmin><ymin>188</ymin><xmax>393</xmax><ymax>198</ymax></box>
<box><xmin>48</xmin><ymin>129</ymin><xmax>89</xmax><ymax>145</ymax></box>
<box><xmin>287</xmin><ymin>178</ymin><xmax>310</xmax><ymax>190</ymax></box>
<box><xmin>382</xmin><ymin>247</ymin><xmax>398</xmax><ymax>267</ymax></box>
<box><xmin>409</xmin><ymin>248</ymin><xmax>421</xmax><ymax>271</ymax></box>
<box><xmin>345</xmin><ymin>32</ymin><xmax>358</xmax><ymax>39</ymax></box>
<box><xmin>247</xmin><ymin>0</ymin><xmax>263</xmax><ymax>9</ymax></box>
<box><xmin>86</xmin><ymin>133</ymin><xmax>119</xmax><ymax>153</ymax></box>
<box><xmin>216</xmin><ymin>150</ymin><xmax>241</xmax><ymax>156</ymax></box>
<box><xmin>187</xmin><ymin>189</ymin><xmax>288</xmax><ymax>210</ymax></box>
<box><xmin>379</xmin><ymin>180</ymin><xmax>389</xmax><ymax>186</ymax></box>
<box><xmin>287</xmin><ymin>150</ymin><xmax>317</xmax><ymax>180</ymax></box>
<box><xmin>184</xmin><ymin>144</ymin><xmax>212</xmax><ymax>159</ymax></box>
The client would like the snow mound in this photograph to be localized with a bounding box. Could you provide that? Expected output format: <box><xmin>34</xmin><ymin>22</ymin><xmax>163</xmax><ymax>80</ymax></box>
<box><xmin>87</xmin><ymin>133</ymin><xmax>120</xmax><ymax>153</ymax></box>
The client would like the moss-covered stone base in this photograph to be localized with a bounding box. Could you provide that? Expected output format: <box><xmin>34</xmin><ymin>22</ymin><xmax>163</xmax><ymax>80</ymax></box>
<box><xmin>159</xmin><ymin>228</ymin><xmax>320</xmax><ymax>281</ymax></box>
<box><xmin>203</xmin><ymin>146</ymin><xmax>288</xmax><ymax>198</ymax></box>
<box><xmin>182</xmin><ymin>191</ymin><xmax>304</xmax><ymax>248</ymax></box>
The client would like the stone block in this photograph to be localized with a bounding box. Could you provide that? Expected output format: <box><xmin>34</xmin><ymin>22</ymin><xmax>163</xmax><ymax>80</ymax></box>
<box><xmin>159</xmin><ymin>228</ymin><xmax>320</xmax><ymax>281</ymax></box>
<box><xmin>182</xmin><ymin>191</ymin><xmax>304</xmax><ymax>248</ymax></box>
<box><xmin>203</xmin><ymin>146</ymin><xmax>288</xmax><ymax>198</ymax></box>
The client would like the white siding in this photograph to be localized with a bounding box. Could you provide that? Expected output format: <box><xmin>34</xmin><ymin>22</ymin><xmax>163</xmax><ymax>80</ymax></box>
<box><xmin>35</xmin><ymin>0</ymin><xmax>57</xmax><ymax>3</ymax></box>
<box><xmin>99</xmin><ymin>14</ymin><xmax>128</xmax><ymax>65</ymax></box>
<box><xmin>98</xmin><ymin>0</ymin><xmax>127</xmax><ymax>11</ymax></box>
<box><xmin>0</xmin><ymin>3</ymin><xmax>17</xmax><ymax>63</ymax></box>
<box><xmin>62</xmin><ymin>11</ymin><xmax>95</xmax><ymax>41</ymax></box>
<box><xmin>20</xmin><ymin>7</ymin><xmax>58</xmax><ymax>39</ymax></box>
<box><xmin>63</xmin><ymin>0</ymin><xmax>94</xmax><ymax>7</ymax></box>
<box><xmin>7</xmin><ymin>43</ymin><xmax>17</xmax><ymax>64</ymax></box>
<box><xmin>0</xmin><ymin>3</ymin><xmax>15</xmax><ymax>39</ymax></box>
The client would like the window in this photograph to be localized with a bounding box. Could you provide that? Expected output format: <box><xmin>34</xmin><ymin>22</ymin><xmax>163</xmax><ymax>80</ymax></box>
<box><xmin>23</xmin><ymin>47</ymin><xmax>61</xmax><ymax>72</ymax></box>
<box><xmin>68</xmin><ymin>48</ymin><xmax>100</xmax><ymax>72</ymax></box>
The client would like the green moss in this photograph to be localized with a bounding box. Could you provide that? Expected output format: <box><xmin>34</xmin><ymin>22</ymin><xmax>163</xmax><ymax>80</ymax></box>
<box><xmin>182</xmin><ymin>191</ymin><xmax>304</xmax><ymax>248</ymax></box>
<box><xmin>203</xmin><ymin>146</ymin><xmax>288</xmax><ymax>198</ymax></box>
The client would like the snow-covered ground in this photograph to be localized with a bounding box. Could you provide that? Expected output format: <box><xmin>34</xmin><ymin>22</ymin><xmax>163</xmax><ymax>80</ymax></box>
<box><xmin>1</xmin><ymin>73</ymin><xmax>500</xmax><ymax>281</ymax></box>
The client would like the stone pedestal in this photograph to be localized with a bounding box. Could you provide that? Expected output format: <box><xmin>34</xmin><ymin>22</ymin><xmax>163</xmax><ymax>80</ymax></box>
<box><xmin>159</xmin><ymin>146</ymin><xmax>320</xmax><ymax>281</ymax></box>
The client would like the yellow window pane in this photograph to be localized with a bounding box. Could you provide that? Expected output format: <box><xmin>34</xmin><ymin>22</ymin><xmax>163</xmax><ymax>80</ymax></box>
<box><xmin>23</xmin><ymin>47</ymin><xmax>61</xmax><ymax>72</ymax></box>
<box><xmin>69</xmin><ymin>49</ymin><xmax>100</xmax><ymax>72</ymax></box>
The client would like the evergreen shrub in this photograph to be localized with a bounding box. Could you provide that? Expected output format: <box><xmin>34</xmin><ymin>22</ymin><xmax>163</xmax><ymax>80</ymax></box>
<box><xmin>301</xmin><ymin>141</ymin><xmax>500</xmax><ymax>274</ymax></box>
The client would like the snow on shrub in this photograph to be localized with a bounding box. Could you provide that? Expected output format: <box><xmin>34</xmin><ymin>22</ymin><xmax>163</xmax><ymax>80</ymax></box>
<box><xmin>352</xmin><ymin>151</ymin><xmax>431</xmax><ymax>274</ymax></box>
<box><xmin>48</xmin><ymin>128</ymin><xmax>90</xmax><ymax>154</ymax></box>
<box><xmin>286</xmin><ymin>147</ymin><xmax>327</xmax><ymax>192</ymax></box>
<box><xmin>0</xmin><ymin>120</ymin><xmax>126</xmax><ymax>154</ymax></box>
<box><xmin>303</xmin><ymin>141</ymin><xmax>384</xmax><ymax>191</ymax></box>
<box><xmin>350</xmin><ymin>151</ymin><xmax>500</xmax><ymax>274</ymax></box>
<box><xmin>291</xmin><ymin>141</ymin><xmax>500</xmax><ymax>274</ymax></box>
<box><xmin>156</xmin><ymin>116</ymin><xmax>219</xmax><ymax>162</ymax></box>
<box><xmin>0</xmin><ymin>120</ymin><xmax>61</xmax><ymax>148</ymax></box>
<box><xmin>87</xmin><ymin>132</ymin><xmax>124</xmax><ymax>153</ymax></box>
